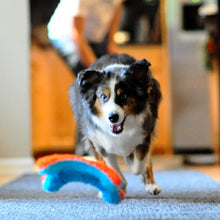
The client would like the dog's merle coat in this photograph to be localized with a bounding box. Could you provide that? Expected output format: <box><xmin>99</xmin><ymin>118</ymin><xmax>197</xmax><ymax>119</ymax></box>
<box><xmin>69</xmin><ymin>54</ymin><xmax>162</xmax><ymax>194</ymax></box>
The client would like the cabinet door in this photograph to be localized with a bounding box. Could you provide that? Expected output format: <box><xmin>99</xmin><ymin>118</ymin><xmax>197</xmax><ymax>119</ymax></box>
<box><xmin>31</xmin><ymin>43</ymin><xmax>77</xmax><ymax>158</ymax></box>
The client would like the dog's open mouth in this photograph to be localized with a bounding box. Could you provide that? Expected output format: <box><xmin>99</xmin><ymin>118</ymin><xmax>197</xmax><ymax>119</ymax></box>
<box><xmin>110</xmin><ymin>118</ymin><xmax>126</xmax><ymax>135</ymax></box>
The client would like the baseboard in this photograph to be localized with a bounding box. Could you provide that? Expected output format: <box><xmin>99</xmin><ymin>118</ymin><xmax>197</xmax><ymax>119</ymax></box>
<box><xmin>0</xmin><ymin>157</ymin><xmax>35</xmax><ymax>175</ymax></box>
<box><xmin>174</xmin><ymin>147</ymin><xmax>214</xmax><ymax>155</ymax></box>
<box><xmin>173</xmin><ymin>147</ymin><xmax>217</xmax><ymax>165</ymax></box>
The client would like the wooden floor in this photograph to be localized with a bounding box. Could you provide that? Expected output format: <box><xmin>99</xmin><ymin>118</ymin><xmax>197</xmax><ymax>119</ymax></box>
<box><xmin>0</xmin><ymin>156</ymin><xmax>219</xmax><ymax>187</ymax></box>
<box><xmin>0</xmin><ymin>175</ymin><xmax>18</xmax><ymax>186</ymax></box>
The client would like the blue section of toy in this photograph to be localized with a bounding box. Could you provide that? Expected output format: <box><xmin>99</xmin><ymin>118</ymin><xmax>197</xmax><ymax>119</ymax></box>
<box><xmin>38</xmin><ymin>160</ymin><xmax>123</xmax><ymax>204</ymax></box>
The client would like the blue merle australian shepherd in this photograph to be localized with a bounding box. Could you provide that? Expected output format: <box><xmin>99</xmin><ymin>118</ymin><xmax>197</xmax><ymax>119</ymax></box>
<box><xmin>69</xmin><ymin>54</ymin><xmax>162</xmax><ymax>195</ymax></box>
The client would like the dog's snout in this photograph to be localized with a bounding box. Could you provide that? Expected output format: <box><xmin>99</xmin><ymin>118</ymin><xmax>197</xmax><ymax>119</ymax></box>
<box><xmin>108</xmin><ymin>113</ymin><xmax>119</xmax><ymax>123</ymax></box>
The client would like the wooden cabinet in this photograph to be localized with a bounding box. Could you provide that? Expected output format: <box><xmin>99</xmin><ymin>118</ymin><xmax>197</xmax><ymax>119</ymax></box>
<box><xmin>209</xmin><ymin>62</ymin><xmax>219</xmax><ymax>161</ymax></box>
<box><xmin>31</xmin><ymin>43</ymin><xmax>77</xmax><ymax>158</ymax></box>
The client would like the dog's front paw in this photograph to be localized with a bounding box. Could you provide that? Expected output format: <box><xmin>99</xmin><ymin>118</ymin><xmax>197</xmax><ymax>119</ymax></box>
<box><xmin>145</xmin><ymin>184</ymin><xmax>161</xmax><ymax>195</ymax></box>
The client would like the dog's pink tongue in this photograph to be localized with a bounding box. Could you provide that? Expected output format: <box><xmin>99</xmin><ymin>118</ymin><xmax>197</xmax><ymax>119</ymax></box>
<box><xmin>113</xmin><ymin>124</ymin><xmax>122</xmax><ymax>132</ymax></box>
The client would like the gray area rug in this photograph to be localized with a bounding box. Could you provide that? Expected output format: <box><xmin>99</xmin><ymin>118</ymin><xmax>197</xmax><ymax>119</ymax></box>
<box><xmin>0</xmin><ymin>169</ymin><xmax>220</xmax><ymax>220</ymax></box>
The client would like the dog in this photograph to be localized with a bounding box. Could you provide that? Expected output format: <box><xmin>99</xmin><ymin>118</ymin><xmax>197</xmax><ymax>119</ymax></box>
<box><xmin>69</xmin><ymin>53</ymin><xmax>162</xmax><ymax>195</ymax></box>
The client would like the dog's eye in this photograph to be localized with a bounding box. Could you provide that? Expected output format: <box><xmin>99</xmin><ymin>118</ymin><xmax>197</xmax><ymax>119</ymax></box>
<box><xmin>120</xmin><ymin>93</ymin><xmax>127</xmax><ymax>101</ymax></box>
<box><xmin>100</xmin><ymin>94</ymin><xmax>108</xmax><ymax>103</ymax></box>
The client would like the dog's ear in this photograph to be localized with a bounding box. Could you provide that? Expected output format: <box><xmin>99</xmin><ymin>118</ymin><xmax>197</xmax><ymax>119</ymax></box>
<box><xmin>147</xmin><ymin>78</ymin><xmax>162</xmax><ymax>118</ymax></box>
<box><xmin>77</xmin><ymin>70</ymin><xmax>103</xmax><ymax>93</ymax></box>
<box><xmin>128</xmin><ymin>59</ymin><xmax>151</xmax><ymax>81</ymax></box>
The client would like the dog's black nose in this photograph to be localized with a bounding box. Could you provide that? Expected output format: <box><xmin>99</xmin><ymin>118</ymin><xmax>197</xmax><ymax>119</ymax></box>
<box><xmin>108</xmin><ymin>113</ymin><xmax>119</xmax><ymax>123</ymax></box>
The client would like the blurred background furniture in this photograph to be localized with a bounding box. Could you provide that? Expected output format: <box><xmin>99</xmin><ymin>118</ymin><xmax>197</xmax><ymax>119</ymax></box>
<box><xmin>30</xmin><ymin>0</ymin><xmax>219</xmax><ymax>163</ymax></box>
<box><xmin>30</xmin><ymin>0</ymin><xmax>172</xmax><ymax>157</ymax></box>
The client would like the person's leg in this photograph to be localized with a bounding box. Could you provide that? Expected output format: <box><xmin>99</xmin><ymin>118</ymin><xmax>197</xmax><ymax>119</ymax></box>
<box><xmin>50</xmin><ymin>37</ymin><xmax>86</xmax><ymax>76</ymax></box>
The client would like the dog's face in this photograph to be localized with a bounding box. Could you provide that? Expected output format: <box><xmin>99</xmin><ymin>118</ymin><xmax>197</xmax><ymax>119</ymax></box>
<box><xmin>78</xmin><ymin>59</ymin><xmax>161</xmax><ymax>135</ymax></box>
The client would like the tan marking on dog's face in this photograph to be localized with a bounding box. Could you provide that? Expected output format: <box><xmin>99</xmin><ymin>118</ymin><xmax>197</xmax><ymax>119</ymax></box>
<box><xmin>116</xmin><ymin>88</ymin><xmax>123</xmax><ymax>96</ymax></box>
<box><xmin>103</xmin><ymin>88</ymin><xmax>111</xmax><ymax>98</ymax></box>
<box><xmin>122</xmin><ymin>97</ymin><xmax>137</xmax><ymax>115</ymax></box>
<box><xmin>94</xmin><ymin>98</ymin><xmax>103</xmax><ymax>116</ymax></box>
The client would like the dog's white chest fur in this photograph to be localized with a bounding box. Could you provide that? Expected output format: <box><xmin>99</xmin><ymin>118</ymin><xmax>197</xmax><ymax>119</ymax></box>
<box><xmin>91</xmin><ymin>116</ymin><xmax>145</xmax><ymax>157</ymax></box>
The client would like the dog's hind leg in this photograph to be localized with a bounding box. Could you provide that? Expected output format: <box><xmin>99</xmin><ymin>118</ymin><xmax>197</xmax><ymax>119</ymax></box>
<box><xmin>125</xmin><ymin>135</ymin><xmax>161</xmax><ymax>195</ymax></box>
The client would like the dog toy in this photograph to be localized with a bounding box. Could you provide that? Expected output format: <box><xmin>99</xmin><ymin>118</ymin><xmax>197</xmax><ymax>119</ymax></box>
<box><xmin>36</xmin><ymin>154</ymin><xmax>125</xmax><ymax>204</ymax></box>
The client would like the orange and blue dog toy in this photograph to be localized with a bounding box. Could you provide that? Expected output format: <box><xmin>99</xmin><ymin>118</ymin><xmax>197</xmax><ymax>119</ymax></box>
<box><xmin>36</xmin><ymin>154</ymin><xmax>125</xmax><ymax>204</ymax></box>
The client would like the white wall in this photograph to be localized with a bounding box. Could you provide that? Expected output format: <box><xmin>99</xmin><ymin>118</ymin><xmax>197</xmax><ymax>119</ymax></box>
<box><xmin>0</xmin><ymin>0</ymin><xmax>31</xmax><ymax>158</ymax></box>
